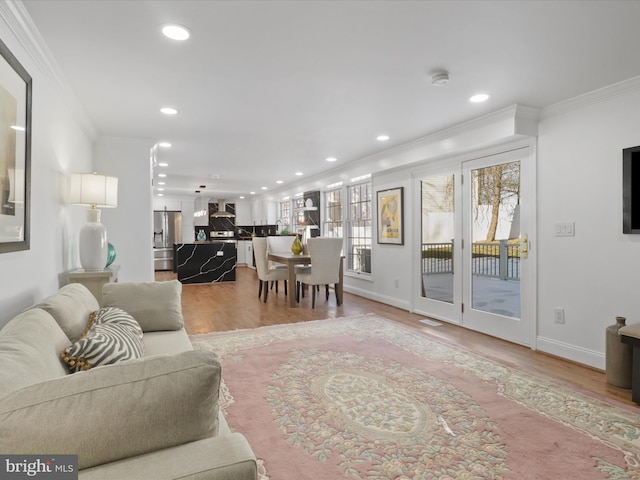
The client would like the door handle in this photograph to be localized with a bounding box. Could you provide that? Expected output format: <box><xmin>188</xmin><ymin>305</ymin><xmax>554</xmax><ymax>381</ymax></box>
<box><xmin>521</xmin><ymin>233</ymin><xmax>528</xmax><ymax>259</ymax></box>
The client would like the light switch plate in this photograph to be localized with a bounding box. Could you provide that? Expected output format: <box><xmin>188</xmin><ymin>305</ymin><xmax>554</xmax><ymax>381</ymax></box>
<box><xmin>554</xmin><ymin>222</ymin><xmax>575</xmax><ymax>237</ymax></box>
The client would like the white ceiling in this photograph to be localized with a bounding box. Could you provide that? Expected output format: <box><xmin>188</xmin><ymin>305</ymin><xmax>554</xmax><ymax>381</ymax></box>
<box><xmin>21</xmin><ymin>0</ymin><xmax>640</xmax><ymax>200</ymax></box>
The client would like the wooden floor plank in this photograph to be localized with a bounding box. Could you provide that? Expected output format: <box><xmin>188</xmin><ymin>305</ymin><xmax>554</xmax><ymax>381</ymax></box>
<box><xmin>156</xmin><ymin>266</ymin><xmax>636</xmax><ymax>407</ymax></box>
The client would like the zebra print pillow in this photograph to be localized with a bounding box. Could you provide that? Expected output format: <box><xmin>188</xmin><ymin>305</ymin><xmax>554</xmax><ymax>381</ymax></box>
<box><xmin>61</xmin><ymin>307</ymin><xmax>144</xmax><ymax>373</ymax></box>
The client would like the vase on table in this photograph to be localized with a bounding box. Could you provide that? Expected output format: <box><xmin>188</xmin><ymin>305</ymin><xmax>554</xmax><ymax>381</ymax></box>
<box><xmin>197</xmin><ymin>229</ymin><xmax>206</xmax><ymax>241</ymax></box>
<box><xmin>291</xmin><ymin>235</ymin><xmax>303</xmax><ymax>255</ymax></box>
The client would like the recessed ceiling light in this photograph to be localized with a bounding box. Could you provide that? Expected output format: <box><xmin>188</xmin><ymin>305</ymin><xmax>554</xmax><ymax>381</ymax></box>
<box><xmin>239</xmin><ymin>196</ymin><xmax>245</xmax><ymax>199</ymax></box>
<box><xmin>160</xmin><ymin>107</ymin><xmax>178</xmax><ymax>115</ymax></box>
<box><xmin>11</xmin><ymin>125</ymin><xmax>25</xmax><ymax>131</ymax></box>
<box><xmin>158</xmin><ymin>142</ymin><xmax>172</xmax><ymax>148</ymax></box>
<box><xmin>158</xmin><ymin>173</ymin><xmax>167</xmax><ymax>178</ymax></box>
<box><xmin>295</xmin><ymin>172</ymin><xmax>303</xmax><ymax>176</ymax></box>
<box><xmin>158</xmin><ymin>188</ymin><xmax>165</xmax><ymax>191</ymax></box>
<box><xmin>276</xmin><ymin>180</ymin><xmax>283</xmax><ymax>184</ymax></box>
<box><xmin>376</xmin><ymin>135</ymin><xmax>389</xmax><ymax>141</ymax></box>
<box><xmin>158</xmin><ymin>182</ymin><xmax>166</xmax><ymax>185</ymax></box>
<box><xmin>326</xmin><ymin>157</ymin><xmax>338</xmax><ymax>162</ymax></box>
<box><xmin>261</xmin><ymin>186</ymin><xmax>268</xmax><ymax>190</ymax></box>
<box><xmin>250</xmin><ymin>191</ymin><xmax>256</xmax><ymax>195</ymax></box>
<box><xmin>158</xmin><ymin>162</ymin><xmax>169</xmax><ymax>167</ymax></box>
<box><xmin>158</xmin><ymin>193</ymin><xmax>164</xmax><ymax>197</ymax></box>
<box><xmin>162</xmin><ymin>24</ymin><xmax>190</xmax><ymax>41</ymax></box>
<box><xmin>469</xmin><ymin>93</ymin><xmax>490</xmax><ymax>103</ymax></box>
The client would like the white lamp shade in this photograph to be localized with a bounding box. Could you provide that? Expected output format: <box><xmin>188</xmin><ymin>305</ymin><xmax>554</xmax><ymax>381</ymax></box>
<box><xmin>70</xmin><ymin>173</ymin><xmax>118</xmax><ymax>208</ymax></box>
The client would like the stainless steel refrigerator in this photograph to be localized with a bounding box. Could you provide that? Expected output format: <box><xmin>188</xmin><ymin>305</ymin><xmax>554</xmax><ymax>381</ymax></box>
<box><xmin>153</xmin><ymin>210</ymin><xmax>182</xmax><ymax>271</ymax></box>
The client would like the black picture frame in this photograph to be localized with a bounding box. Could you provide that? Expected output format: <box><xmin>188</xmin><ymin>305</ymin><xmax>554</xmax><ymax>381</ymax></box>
<box><xmin>0</xmin><ymin>37</ymin><xmax>31</xmax><ymax>253</ymax></box>
<box><xmin>377</xmin><ymin>187</ymin><xmax>404</xmax><ymax>245</ymax></box>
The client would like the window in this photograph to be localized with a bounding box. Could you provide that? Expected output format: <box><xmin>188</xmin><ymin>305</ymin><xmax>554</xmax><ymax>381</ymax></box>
<box><xmin>292</xmin><ymin>196</ymin><xmax>306</xmax><ymax>233</ymax></box>
<box><xmin>279</xmin><ymin>200</ymin><xmax>291</xmax><ymax>232</ymax></box>
<box><xmin>346</xmin><ymin>181</ymin><xmax>372</xmax><ymax>274</ymax></box>
<box><xmin>324</xmin><ymin>188</ymin><xmax>343</xmax><ymax>237</ymax></box>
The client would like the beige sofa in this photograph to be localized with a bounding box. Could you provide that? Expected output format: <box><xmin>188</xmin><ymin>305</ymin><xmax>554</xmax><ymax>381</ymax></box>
<box><xmin>0</xmin><ymin>280</ymin><xmax>257</xmax><ymax>480</ymax></box>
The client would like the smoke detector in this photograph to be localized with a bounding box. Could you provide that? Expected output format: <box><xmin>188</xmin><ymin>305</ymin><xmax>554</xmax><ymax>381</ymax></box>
<box><xmin>431</xmin><ymin>72</ymin><xmax>450</xmax><ymax>86</ymax></box>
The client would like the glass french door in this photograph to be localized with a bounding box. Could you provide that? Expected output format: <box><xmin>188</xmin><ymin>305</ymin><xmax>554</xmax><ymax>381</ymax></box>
<box><xmin>414</xmin><ymin>144</ymin><xmax>534</xmax><ymax>347</ymax></box>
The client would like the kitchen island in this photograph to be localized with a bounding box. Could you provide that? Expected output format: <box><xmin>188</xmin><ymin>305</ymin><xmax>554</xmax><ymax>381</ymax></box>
<box><xmin>175</xmin><ymin>242</ymin><xmax>236</xmax><ymax>284</ymax></box>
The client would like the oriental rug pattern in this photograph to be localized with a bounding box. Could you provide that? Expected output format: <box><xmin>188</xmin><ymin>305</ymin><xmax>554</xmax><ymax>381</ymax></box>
<box><xmin>191</xmin><ymin>315</ymin><xmax>640</xmax><ymax>480</ymax></box>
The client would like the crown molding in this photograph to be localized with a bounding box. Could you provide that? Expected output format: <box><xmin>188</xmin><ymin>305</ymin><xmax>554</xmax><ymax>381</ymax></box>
<box><xmin>541</xmin><ymin>75</ymin><xmax>640</xmax><ymax>120</ymax></box>
<box><xmin>261</xmin><ymin>104</ymin><xmax>540</xmax><ymax>200</ymax></box>
<box><xmin>0</xmin><ymin>0</ymin><xmax>97</xmax><ymax>140</ymax></box>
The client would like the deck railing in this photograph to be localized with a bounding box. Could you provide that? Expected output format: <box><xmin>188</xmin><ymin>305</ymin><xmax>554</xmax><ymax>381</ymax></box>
<box><xmin>422</xmin><ymin>240</ymin><xmax>520</xmax><ymax>280</ymax></box>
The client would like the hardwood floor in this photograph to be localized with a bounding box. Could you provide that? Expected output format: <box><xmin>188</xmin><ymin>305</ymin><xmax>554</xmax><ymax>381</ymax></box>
<box><xmin>156</xmin><ymin>266</ymin><xmax>636</xmax><ymax>407</ymax></box>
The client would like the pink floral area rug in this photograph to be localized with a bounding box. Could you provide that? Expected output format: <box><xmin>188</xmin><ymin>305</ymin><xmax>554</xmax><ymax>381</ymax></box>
<box><xmin>191</xmin><ymin>315</ymin><xmax>640</xmax><ymax>480</ymax></box>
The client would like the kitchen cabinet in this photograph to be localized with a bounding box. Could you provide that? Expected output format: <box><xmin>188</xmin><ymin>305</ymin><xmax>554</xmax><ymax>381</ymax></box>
<box><xmin>194</xmin><ymin>197</ymin><xmax>209</xmax><ymax>226</ymax></box>
<box><xmin>234</xmin><ymin>200</ymin><xmax>252</xmax><ymax>225</ymax></box>
<box><xmin>237</xmin><ymin>240</ymin><xmax>247</xmax><ymax>264</ymax></box>
<box><xmin>251</xmin><ymin>199</ymin><xmax>277</xmax><ymax>225</ymax></box>
<box><xmin>244</xmin><ymin>240</ymin><xmax>254</xmax><ymax>268</ymax></box>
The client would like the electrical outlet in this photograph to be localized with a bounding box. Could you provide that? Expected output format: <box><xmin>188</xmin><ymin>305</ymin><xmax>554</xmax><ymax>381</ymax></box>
<box><xmin>394</xmin><ymin>279</ymin><xmax>399</xmax><ymax>288</ymax></box>
<box><xmin>553</xmin><ymin>308</ymin><xmax>565</xmax><ymax>324</ymax></box>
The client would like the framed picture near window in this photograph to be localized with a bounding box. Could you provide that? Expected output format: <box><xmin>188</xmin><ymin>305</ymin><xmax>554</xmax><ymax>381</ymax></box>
<box><xmin>0</xmin><ymin>38</ymin><xmax>32</xmax><ymax>253</ymax></box>
<box><xmin>377</xmin><ymin>187</ymin><xmax>403</xmax><ymax>245</ymax></box>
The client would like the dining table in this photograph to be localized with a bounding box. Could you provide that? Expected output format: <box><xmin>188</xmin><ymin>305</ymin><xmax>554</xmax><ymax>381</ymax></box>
<box><xmin>267</xmin><ymin>251</ymin><xmax>344</xmax><ymax>308</ymax></box>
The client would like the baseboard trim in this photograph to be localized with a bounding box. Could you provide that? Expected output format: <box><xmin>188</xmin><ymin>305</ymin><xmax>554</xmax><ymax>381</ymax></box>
<box><xmin>537</xmin><ymin>336</ymin><xmax>604</xmax><ymax>370</ymax></box>
<box><xmin>343</xmin><ymin>285</ymin><xmax>410</xmax><ymax>311</ymax></box>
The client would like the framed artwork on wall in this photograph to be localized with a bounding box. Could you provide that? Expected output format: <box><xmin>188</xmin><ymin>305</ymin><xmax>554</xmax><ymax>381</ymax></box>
<box><xmin>0</xmin><ymin>37</ymin><xmax>31</xmax><ymax>253</ymax></box>
<box><xmin>377</xmin><ymin>187</ymin><xmax>404</xmax><ymax>245</ymax></box>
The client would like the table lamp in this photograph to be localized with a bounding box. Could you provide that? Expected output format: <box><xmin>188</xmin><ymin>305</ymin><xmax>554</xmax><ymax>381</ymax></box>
<box><xmin>70</xmin><ymin>172</ymin><xmax>118</xmax><ymax>271</ymax></box>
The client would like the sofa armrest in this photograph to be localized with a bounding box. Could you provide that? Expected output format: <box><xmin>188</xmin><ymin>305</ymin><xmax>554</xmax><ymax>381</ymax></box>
<box><xmin>78</xmin><ymin>435</ymin><xmax>257</xmax><ymax>480</ymax></box>
<box><xmin>0</xmin><ymin>350</ymin><xmax>220</xmax><ymax>470</ymax></box>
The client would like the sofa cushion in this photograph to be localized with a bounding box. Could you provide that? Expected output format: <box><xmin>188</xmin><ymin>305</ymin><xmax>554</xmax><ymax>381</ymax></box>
<box><xmin>61</xmin><ymin>307</ymin><xmax>144</xmax><ymax>372</ymax></box>
<box><xmin>102</xmin><ymin>280</ymin><xmax>184</xmax><ymax>332</ymax></box>
<box><xmin>38</xmin><ymin>283</ymin><xmax>100</xmax><ymax>342</ymax></box>
<box><xmin>0</xmin><ymin>350</ymin><xmax>221</xmax><ymax>470</ymax></box>
<box><xmin>620</xmin><ymin>323</ymin><xmax>640</xmax><ymax>340</ymax></box>
<box><xmin>143</xmin><ymin>329</ymin><xmax>193</xmax><ymax>356</ymax></box>
<box><xmin>0</xmin><ymin>309</ymin><xmax>70</xmax><ymax>393</ymax></box>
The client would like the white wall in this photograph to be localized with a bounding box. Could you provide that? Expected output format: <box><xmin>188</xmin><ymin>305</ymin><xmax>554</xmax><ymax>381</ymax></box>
<box><xmin>536</xmin><ymin>83</ymin><xmax>640</xmax><ymax>368</ymax></box>
<box><xmin>93</xmin><ymin>136</ymin><xmax>154</xmax><ymax>283</ymax></box>
<box><xmin>246</xmin><ymin>87</ymin><xmax>640</xmax><ymax>370</ymax></box>
<box><xmin>0</xmin><ymin>6</ymin><xmax>94</xmax><ymax>326</ymax></box>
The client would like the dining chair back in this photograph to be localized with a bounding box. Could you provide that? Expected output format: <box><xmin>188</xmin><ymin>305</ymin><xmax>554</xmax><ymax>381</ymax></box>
<box><xmin>267</xmin><ymin>236</ymin><xmax>294</xmax><ymax>269</ymax></box>
<box><xmin>295</xmin><ymin>237</ymin><xmax>343</xmax><ymax>308</ymax></box>
<box><xmin>252</xmin><ymin>237</ymin><xmax>288</xmax><ymax>302</ymax></box>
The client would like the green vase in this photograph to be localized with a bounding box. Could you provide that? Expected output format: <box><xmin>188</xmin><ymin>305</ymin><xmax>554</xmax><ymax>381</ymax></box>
<box><xmin>291</xmin><ymin>235</ymin><xmax>303</xmax><ymax>255</ymax></box>
<box><xmin>106</xmin><ymin>242</ymin><xmax>116</xmax><ymax>267</ymax></box>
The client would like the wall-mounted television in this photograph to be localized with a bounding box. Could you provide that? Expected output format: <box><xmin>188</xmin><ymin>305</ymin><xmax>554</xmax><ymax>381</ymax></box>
<box><xmin>623</xmin><ymin>145</ymin><xmax>640</xmax><ymax>233</ymax></box>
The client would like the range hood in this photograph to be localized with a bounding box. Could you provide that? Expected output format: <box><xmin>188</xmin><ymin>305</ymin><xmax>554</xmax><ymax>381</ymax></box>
<box><xmin>210</xmin><ymin>199</ymin><xmax>235</xmax><ymax>218</ymax></box>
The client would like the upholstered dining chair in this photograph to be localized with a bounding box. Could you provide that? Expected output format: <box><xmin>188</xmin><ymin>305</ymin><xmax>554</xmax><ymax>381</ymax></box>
<box><xmin>252</xmin><ymin>237</ymin><xmax>288</xmax><ymax>303</ymax></box>
<box><xmin>295</xmin><ymin>237</ymin><xmax>343</xmax><ymax>308</ymax></box>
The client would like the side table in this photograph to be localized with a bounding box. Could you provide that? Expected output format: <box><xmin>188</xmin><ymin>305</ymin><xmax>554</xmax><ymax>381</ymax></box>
<box><xmin>68</xmin><ymin>265</ymin><xmax>120</xmax><ymax>307</ymax></box>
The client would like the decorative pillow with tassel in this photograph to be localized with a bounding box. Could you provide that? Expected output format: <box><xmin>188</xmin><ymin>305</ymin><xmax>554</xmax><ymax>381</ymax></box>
<box><xmin>61</xmin><ymin>307</ymin><xmax>144</xmax><ymax>373</ymax></box>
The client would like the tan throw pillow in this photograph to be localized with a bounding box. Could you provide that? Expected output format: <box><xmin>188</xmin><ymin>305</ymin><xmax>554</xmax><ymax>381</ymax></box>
<box><xmin>61</xmin><ymin>307</ymin><xmax>144</xmax><ymax>373</ymax></box>
<box><xmin>0</xmin><ymin>350</ymin><xmax>221</xmax><ymax>470</ymax></box>
<box><xmin>37</xmin><ymin>283</ymin><xmax>100</xmax><ymax>342</ymax></box>
<box><xmin>102</xmin><ymin>280</ymin><xmax>184</xmax><ymax>332</ymax></box>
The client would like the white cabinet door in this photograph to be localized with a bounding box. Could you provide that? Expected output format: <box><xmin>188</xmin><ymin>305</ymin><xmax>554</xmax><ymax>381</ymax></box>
<box><xmin>237</xmin><ymin>240</ymin><xmax>247</xmax><ymax>264</ymax></box>
<box><xmin>245</xmin><ymin>241</ymin><xmax>254</xmax><ymax>268</ymax></box>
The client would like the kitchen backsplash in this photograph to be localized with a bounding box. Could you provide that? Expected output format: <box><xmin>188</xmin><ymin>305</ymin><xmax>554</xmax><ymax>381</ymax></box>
<box><xmin>236</xmin><ymin>225</ymin><xmax>277</xmax><ymax>237</ymax></box>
